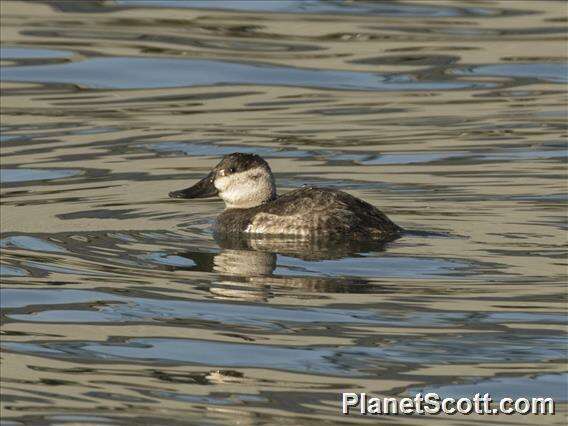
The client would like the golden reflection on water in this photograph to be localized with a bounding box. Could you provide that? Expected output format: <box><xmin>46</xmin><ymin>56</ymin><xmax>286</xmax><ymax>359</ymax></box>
<box><xmin>1</xmin><ymin>0</ymin><xmax>566</xmax><ymax>424</ymax></box>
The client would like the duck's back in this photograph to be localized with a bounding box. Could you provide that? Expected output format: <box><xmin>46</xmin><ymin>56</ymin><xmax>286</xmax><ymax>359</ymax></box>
<box><xmin>217</xmin><ymin>187</ymin><xmax>401</xmax><ymax>238</ymax></box>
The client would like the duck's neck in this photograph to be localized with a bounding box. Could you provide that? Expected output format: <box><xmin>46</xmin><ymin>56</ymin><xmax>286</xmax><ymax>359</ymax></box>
<box><xmin>224</xmin><ymin>190</ymin><xmax>276</xmax><ymax>209</ymax></box>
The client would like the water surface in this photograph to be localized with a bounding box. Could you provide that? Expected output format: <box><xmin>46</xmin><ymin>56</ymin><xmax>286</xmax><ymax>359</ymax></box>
<box><xmin>1</xmin><ymin>0</ymin><xmax>566</xmax><ymax>424</ymax></box>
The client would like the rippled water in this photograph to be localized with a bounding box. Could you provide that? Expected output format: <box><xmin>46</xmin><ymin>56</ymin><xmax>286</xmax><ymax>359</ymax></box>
<box><xmin>1</xmin><ymin>0</ymin><xmax>567</xmax><ymax>424</ymax></box>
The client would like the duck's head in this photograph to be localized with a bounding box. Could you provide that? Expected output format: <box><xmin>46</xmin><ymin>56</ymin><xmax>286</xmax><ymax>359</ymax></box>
<box><xmin>169</xmin><ymin>153</ymin><xmax>276</xmax><ymax>209</ymax></box>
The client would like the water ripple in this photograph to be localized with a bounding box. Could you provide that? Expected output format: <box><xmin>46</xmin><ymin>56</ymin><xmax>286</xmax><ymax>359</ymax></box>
<box><xmin>2</xmin><ymin>57</ymin><xmax>495</xmax><ymax>91</ymax></box>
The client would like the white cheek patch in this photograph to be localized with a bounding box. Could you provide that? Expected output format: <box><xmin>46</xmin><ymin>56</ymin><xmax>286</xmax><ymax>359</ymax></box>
<box><xmin>248</xmin><ymin>172</ymin><xmax>262</xmax><ymax>180</ymax></box>
<box><xmin>215</xmin><ymin>167</ymin><xmax>274</xmax><ymax>208</ymax></box>
<box><xmin>214</xmin><ymin>175</ymin><xmax>230</xmax><ymax>192</ymax></box>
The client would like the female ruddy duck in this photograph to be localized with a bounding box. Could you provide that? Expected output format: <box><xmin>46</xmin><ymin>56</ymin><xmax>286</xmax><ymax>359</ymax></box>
<box><xmin>169</xmin><ymin>153</ymin><xmax>401</xmax><ymax>239</ymax></box>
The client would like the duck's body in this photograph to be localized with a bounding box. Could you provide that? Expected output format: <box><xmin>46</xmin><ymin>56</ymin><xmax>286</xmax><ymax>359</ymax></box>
<box><xmin>169</xmin><ymin>153</ymin><xmax>401</xmax><ymax>239</ymax></box>
<box><xmin>216</xmin><ymin>186</ymin><xmax>400</xmax><ymax>238</ymax></box>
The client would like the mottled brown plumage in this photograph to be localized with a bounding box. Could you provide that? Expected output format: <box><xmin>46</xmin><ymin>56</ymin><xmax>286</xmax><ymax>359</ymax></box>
<box><xmin>217</xmin><ymin>187</ymin><xmax>401</xmax><ymax>238</ymax></box>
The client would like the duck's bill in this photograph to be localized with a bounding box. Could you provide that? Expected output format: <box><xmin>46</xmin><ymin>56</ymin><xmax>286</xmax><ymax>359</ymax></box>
<box><xmin>169</xmin><ymin>173</ymin><xmax>218</xmax><ymax>199</ymax></box>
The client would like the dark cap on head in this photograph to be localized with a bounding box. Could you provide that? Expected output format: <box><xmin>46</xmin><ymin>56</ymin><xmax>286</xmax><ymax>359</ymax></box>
<box><xmin>215</xmin><ymin>153</ymin><xmax>271</xmax><ymax>174</ymax></box>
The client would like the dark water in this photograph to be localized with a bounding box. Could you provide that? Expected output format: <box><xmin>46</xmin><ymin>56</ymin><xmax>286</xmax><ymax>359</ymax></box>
<box><xmin>1</xmin><ymin>0</ymin><xmax>567</xmax><ymax>424</ymax></box>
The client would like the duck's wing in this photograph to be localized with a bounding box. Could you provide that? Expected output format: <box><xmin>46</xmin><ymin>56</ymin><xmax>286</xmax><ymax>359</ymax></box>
<box><xmin>249</xmin><ymin>187</ymin><xmax>401</xmax><ymax>238</ymax></box>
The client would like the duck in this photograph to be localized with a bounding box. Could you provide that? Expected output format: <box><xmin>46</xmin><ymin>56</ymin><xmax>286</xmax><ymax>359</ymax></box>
<box><xmin>169</xmin><ymin>153</ymin><xmax>401</xmax><ymax>239</ymax></box>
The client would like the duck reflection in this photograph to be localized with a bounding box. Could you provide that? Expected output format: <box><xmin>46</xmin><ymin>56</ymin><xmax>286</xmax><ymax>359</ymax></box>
<box><xmin>171</xmin><ymin>233</ymin><xmax>398</xmax><ymax>301</ymax></box>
